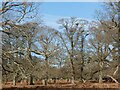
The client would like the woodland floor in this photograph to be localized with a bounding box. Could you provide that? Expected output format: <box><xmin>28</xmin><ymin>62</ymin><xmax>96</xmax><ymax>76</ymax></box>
<box><xmin>1</xmin><ymin>82</ymin><xmax>119</xmax><ymax>90</ymax></box>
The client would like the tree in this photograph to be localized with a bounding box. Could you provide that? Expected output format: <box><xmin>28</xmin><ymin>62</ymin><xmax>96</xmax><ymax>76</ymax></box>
<box><xmin>89</xmin><ymin>20</ymin><xmax>118</xmax><ymax>83</ymax></box>
<box><xmin>118</xmin><ymin>1</ymin><xmax>120</xmax><ymax>83</ymax></box>
<box><xmin>1</xmin><ymin>1</ymin><xmax>38</xmax><ymax>24</ymax></box>
<box><xmin>1</xmin><ymin>1</ymin><xmax>40</xmax><ymax>85</ymax></box>
<box><xmin>19</xmin><ymin>22</ymin><xmax>40</xmax><ymax>85</ymax></box>
<box><xmin>2</xmin><ymin>22</ymin><xmax>40</xmax><ymax>85</ymax></box>
<box><xmin>58</xmin><ymin>17</ymin><xmax>88</xmax><ymax>84</ymax></box>
<box><xmin>94</xmin><ymin>2</ymin><xmax>119</xmax><ymax>83</ymax></box>
<box><xmin>32</xmin><ymin>26</ymin><xmax>60</xmax><ymax>85</ymax></box>
<box><xmin>79</xmin><ymin>30</ymin><xmax>89</xmax><ymax>81</ymax></box>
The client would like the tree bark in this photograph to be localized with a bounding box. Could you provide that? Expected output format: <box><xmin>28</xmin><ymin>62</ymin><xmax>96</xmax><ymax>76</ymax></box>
<box><xmin>70</xmin><ymin>55</ymin><xmax>75</xmax><ymax>84</ymax></box>
<box><xmin>99</xmin><ymin>61</ymin><xmax>103</xmax><ymax>83</ymax></box>
<box><xmin>29</xmin><ymin>74</ymin><xmax>34</xmax><ymax>85</ymax></box>
<box><xmin>81</xmin><ymin>35</ymin><xmax>84</xmax><ymax>81</ymax></box>
<box><xmin>13</xmin><ymin>74</ymin><xmax>16</xmax><ymax>86</ymax></box>
<box><xmin>70</xmin><ymin>36</ymin><xmax>75</xmax><ymax>84</ymax></box>
<box><xmin>45</xmin><ymin>55</ymin><xmax>49</xmax><ymax>85</ymax></box>
<box><xmin>118</xmin><ymin>1</ymin><xmax>120</xmax><ymax>83</ymax></box>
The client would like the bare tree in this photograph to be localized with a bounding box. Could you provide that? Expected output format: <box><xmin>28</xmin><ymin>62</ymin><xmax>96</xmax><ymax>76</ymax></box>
<box><xmin>32</xmin><ymin>26</ymin><xmax>60</xmax><ymax>85</ymax></box>
<box><xmin>2</xmin><ymin>22</ymin><xmax>40</xmax><ymax>85</ymax></box>
<box><xmin>89</xmin><ymin>21</ymin><xmax>118</xmax><ymax>83</ymax></box>
<box><xmin>57</xmin><ymin>17</ymin><xmax>88</xmax><ymax>84</ymax></box>
<box><xmin>1</xmin><ymin>1</ymin><xmax>40</xmax><ymax>85</ymax></box>
<box><xmin>1</xmin><ymin>1</ymin><xmax>38</xmax><ymax>24</ymax></box>
<box><xmin>94</xmin><ymin>2</ymin><xmax>119</xmax><ymax>83</ymax></box>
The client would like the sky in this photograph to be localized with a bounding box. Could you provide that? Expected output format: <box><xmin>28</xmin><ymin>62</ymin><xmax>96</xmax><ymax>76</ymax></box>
<box><xmin>38</xmin><ymin>2</ymin><xmax>103</xmax><ymax>29</ymax></box>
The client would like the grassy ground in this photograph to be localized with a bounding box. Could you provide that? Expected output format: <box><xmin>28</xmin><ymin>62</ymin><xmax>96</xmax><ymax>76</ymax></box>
<box><xmin>1</xmin><ymin>82</ymin><xmax>119</xmax><ymax>90</ymax></box>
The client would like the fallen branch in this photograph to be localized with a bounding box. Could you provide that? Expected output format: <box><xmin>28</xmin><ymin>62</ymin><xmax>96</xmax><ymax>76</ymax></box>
<box><xmin>107</xmin><ymin>75</ymin><xmax>118</xmax><ymax>83</ymax></box>
<box><xmin>113</xmin><ymin>64</ymin><xmax>120</xmax><ymax>76</ymax></box>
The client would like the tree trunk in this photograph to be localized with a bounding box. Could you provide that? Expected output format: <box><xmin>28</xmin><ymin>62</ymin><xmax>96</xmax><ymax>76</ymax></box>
<box><xmin>42</xmin><ymin>79</ymin><xmax>47</xmax><ymax>86</ymax></box>
<box><xmin>99</xmin><ymin>61</ymin><xmax>103</xmax><ymax>83</ymax></box>
<box><xmin>99</xmin><ymin>70</ymin><xmax>103</xmax><ymax>83</ymax></box>
<box><xmin>42</xmin><ymin>79</ymin><xmax>45</xmax><ymax>85</ymax></box>
<box><xmin>118</xmin><ymin>1</ymin><xmax>120</xmax><ymax>83</ymax></box>
<box><xmin>80</xmin><ymin>34</ymin><xmax>84</xmax><ymax>82</ymax></box>
<box><xmin>70</xmin><ymin>56</ymin><xmax>75</xmax><ymax>84</ymax></box>
<box><xmin>45</xmin><ymin>55</ymin><xmax>49</xmax><ymax>85</ymax></box>
<box><xmin>13</xmin><ymin>74</ymin><xmax>16</xmax><ymax>86</ymax></box>
<box><xmin>29</xmin><ymin>74</ymin><xmax>34</xmax><ymax>85</ymax></box>
<box><xmin>53</xmin><ymin>78</ymin><xmax>57</xmax><ymax>84</ymax></box>
<box><xmin>80</xmin><ymin>65</ymin><xmax>84</xmax><ymax>82</ymax></box>
<box><xmin>45</xmin><ymin>79</ymin><xmax>48</xmax><ymax>86</ymax></box>
<box><xmin>71</xmin><ymin>76</ymin><xmax>75</xmax><ymax>84</ymax></box>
